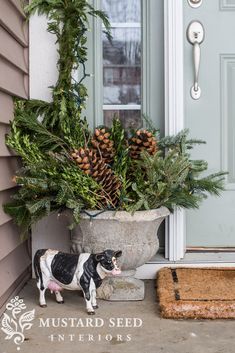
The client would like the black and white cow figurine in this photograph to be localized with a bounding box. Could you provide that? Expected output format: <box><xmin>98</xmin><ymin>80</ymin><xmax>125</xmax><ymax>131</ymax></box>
<box><xmin>33</xmin><ymin>249</ymin><xmax>122</xmax><ymax>314</ymax></box>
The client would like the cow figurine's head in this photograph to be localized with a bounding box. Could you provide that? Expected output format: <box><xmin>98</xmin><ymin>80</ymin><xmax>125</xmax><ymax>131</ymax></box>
<box><xmin>95</xmin><ymin>249</ymin><xmax>122</xmax><ymax>276</ymax></box>
<box><xmin>34</xmin><ymin>248</ymin><xmax>123</xmax><ymax>315</ymax></box>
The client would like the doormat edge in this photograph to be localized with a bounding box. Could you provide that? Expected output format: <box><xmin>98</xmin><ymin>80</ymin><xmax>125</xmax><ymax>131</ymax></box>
<box><xmin>156</xmin><ymin>267</ymin><xmax>235</xmax><ymax>319</ymax></box>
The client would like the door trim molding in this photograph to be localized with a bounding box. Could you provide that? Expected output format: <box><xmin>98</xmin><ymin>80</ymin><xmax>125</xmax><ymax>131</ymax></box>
<box><xmin>164</xmin><ymin>0</ymin><xmax>185</xmax><ymax>260</ymax></box>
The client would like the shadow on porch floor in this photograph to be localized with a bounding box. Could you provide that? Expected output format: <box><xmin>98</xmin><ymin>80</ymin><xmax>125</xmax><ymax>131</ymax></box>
<box><xmin>0</xmin><ymin>280</ymin><xmax>235</xmax><ymax>353</ymax></box>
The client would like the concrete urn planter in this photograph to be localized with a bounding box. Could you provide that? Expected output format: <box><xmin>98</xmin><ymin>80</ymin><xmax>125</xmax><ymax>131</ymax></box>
<box><xmin>71</xmin><ymin>207</ymin><xmax>170</xmax><ymax>301</ymax></box>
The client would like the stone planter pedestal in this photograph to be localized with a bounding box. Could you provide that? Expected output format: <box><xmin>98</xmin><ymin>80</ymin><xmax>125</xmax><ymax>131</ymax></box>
<box><xmin>71</xmin><ymin>207</ymin><xmax>170</xmax><ymax>301</ymax></box>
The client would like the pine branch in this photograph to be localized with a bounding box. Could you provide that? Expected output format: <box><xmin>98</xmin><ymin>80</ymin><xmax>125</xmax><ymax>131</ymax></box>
<box><xmin>158</xmin><ymin>129</ymin><xmax>206</xmax><ymax>152</ymax></box>
<box><xmin>127</xmin><ymin>148</ymin><xmax>226</xmax><ymax>212</ymax></box>
<box><xmin>142</xmin><ymin>114</ymin><xmax>159</xmax><ymax>136</ymax></box>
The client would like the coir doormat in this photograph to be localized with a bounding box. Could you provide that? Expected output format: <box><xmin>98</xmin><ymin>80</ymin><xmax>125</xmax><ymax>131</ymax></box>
<box><xmin>157</xmin><ymin>267</ymin><xmax>235</xmax><ymax>319</ymax></box>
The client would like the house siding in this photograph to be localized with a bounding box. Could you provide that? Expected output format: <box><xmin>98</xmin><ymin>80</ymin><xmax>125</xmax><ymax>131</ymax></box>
<box><xmin>0</xmin><ymin>0</ymin><xmax>31</xmax><ymax>315</ymax></box>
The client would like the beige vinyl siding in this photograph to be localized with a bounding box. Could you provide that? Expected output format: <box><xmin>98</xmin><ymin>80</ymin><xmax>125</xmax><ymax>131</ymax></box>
<box><xmin>0</xmin><ymin>0</ymin><xmax>31</xmax><ymax>315</ymax></box>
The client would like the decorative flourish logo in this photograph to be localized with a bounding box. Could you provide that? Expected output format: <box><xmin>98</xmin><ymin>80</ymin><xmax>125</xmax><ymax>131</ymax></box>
<box><xmin>1</xmin><ymin>296</ymin><xmax>35</xmax><ymax>351</ymax></box>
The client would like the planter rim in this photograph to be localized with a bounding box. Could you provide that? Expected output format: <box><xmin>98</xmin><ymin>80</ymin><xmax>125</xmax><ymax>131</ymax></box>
<box><xmin>79</xmin><ymin>206</ymin><xmax>170</xmax><ymax>222</ymax></box>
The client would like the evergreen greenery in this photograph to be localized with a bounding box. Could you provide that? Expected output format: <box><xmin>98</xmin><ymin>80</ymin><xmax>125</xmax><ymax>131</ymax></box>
<box><xmin>23</xmin><ymin>0</ymin><xmax>111</xmax><ymax>147</ymax></box>
<box><xmin>4</xmin><ymin>0</ymin><xmax>227</xmax><ymax>239</ymax></box>
<box><xmin>129</xmin><ymin>130</ymin><xmax>225</xmax><ymax>212</ymax></box>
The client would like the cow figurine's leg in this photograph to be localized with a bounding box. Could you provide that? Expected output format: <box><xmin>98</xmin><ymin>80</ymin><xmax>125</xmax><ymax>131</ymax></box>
<box><xmin>36</xmin><ymin>274</ymin><xmax>50</xmax><ymax>307</ymax></box>
<box><xmin>91</xmin><ymin>289</ymin><xmax>98</xmax><ymax>309</ymax></box>
<box><xmin>80</xmin><ymin>279</ymin><xmax>97</xmax><ymax>315</ymax></box>
<box><xmin>34</xmin><ymin>250</ymin><xmax>50</xmax><ymax>308</ymax></box>
<box><xmin>82</xmin><ymin>290</ymin><xmax>95</xmax><ymax>315</ymax></box>
<box><xmin>55</xmin><ymin>291</ymin><xmax>64</xmax><ymax>304</ymax></box>
<box><xmin>36</xmin><ymin>281</ymin><xmax>46</xmax><ymax>308</ymax></box>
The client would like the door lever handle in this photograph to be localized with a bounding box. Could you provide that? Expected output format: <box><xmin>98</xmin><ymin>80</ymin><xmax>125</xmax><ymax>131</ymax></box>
<box><xmin>187</xmin><ymin>21</ymin><xmax>205</xmax><ymax>100</ymax></box>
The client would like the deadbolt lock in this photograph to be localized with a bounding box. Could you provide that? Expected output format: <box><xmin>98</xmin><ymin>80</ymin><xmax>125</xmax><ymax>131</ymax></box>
<box><xmin>187</xmin><ymin>0</ymin><xmax>202</xmax><ymax>8</ymax></box>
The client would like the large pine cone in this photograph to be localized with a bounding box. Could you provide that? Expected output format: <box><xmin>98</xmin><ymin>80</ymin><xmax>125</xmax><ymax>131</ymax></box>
<box><xmin>71</xmin><ymin>148</ymin><xmax>121</xmax><ymax>208</ymax></box>
<box><xmin>129</xmin><ymin>129</ymin><xmax>157</xmax><ymax>159</ymax></box>
<box><xmin>91</xmin><ymin>127</ymin><xmax>115</xmax><ymax>164</ymax></box>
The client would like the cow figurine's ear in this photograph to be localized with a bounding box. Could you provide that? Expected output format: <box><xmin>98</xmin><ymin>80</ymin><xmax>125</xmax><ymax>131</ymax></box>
<box><xmin>95</xmin><ymin>253</ymin><xmax>104</xmax><ymax>262</ymax></box>
<box><xmin>114</xmin><ymin>250</ymin><xmax>122</xmax><ymax>258</ymax></box>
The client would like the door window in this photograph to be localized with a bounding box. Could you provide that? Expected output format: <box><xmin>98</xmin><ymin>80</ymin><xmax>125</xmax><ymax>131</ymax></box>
<box><xmin>102</xmin><ymin>0</ymin><xmax>142</xmax><ymax>129</ymax></box>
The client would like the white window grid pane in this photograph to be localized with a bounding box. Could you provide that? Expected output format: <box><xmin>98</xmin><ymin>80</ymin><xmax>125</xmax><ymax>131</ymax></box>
<box><xmin>103</xmin><ymin>104</ymin><xmax>141</xmax><ymax>110</ymax></box>
<box><xmin>102</xmin><ymin>23</ymin><xmax>141</xmax><ymax>28</ymax></box>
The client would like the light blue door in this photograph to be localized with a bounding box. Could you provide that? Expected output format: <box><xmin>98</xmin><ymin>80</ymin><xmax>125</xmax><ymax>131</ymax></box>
<box><xmin>184</xmin><ymin>0</ymin><xmax>235</xmax><ymax>247</ymax></box>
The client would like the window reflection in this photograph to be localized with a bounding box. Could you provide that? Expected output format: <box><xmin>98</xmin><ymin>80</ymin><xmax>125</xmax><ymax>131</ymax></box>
<box><xmin>102</xmin><ymin>0</ymin><xmax>141</xmax><ymax>23</ymax></box>
<box><xmin>104</xmin><ymin>110</ymin><xmax>141</xmax><ymax>130</ymax></box>
<box><xmin>103</xmin><ymin>28</ymin><xmax>141</xmax><ymax>66</ymax></box>
<box><xmin>104</xmin><ymin>66</ymin><xmax>141</xmax><ymax>105</ymax></box>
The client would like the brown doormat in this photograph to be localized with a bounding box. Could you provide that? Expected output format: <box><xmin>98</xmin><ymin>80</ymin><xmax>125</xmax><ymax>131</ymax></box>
<box><xmin>157</xmin><ymin>267</ymin><xmax>235</xmax><ymax>319</ymax></box>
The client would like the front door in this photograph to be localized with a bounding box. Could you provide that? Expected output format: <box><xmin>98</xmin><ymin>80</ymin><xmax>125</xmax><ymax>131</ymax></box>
<box><xmin>184</xmin><ymin>0</ymin><xmax>235</xmax><ymax>248</ymax></box>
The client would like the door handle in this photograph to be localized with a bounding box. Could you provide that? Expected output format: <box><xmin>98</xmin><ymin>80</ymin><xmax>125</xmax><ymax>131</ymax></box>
<box><xmin>187</xmin><ymin>21</ymin><xmax>205</xmax><ymax>100</ymax></box>
<box><xmin>193</xmin><ymin>41</ymin><xmax>200</xmax><ymax>93</ymax></box>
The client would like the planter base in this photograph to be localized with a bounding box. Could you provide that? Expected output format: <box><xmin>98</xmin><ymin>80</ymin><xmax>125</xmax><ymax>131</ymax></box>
<box><xmin>97</xmin><ymin>276</ymin><xmax>145</xmax><ymax>301</ymax></box>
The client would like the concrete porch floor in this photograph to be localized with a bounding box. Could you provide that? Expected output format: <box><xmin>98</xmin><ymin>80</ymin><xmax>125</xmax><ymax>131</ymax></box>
<box><xmin>1</xmin><ymin>280</ymin><xmax>235</xmax><ymax>353</ymax></box>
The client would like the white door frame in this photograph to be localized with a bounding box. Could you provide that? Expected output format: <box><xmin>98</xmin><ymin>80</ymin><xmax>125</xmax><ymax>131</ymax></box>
<box><xmin>164</xmin><ymin>0</ymin><xmax>186</xmax><ymax>261</ymax></box>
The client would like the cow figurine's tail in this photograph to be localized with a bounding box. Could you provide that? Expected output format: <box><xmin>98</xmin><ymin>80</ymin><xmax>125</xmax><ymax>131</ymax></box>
<box><xmin>34</xmin><ymin>249</ymin><xmax>47</xmax><ymax>290</ymax></box>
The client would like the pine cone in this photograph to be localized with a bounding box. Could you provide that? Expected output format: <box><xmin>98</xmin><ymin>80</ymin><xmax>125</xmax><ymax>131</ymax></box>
<box><xmin>71</xmin><ymin>148</ymin><xmax>121</xmax><ymax>208</ymax></box>
<box><xmin>91</xmin><ymin>127</ymin><xmax>115</xmax><ymax>164</ymax></box>
<box><xmin>129</xmin><ymin>129</ymin><xmax>157</xmax><ymax>159</ymax></box>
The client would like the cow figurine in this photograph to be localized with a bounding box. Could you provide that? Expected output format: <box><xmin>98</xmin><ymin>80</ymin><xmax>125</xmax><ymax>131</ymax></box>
<box><xmin>33</xmin><ymin>248</ymin><xmax>122</xmax><ymax>315</ymax></box>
